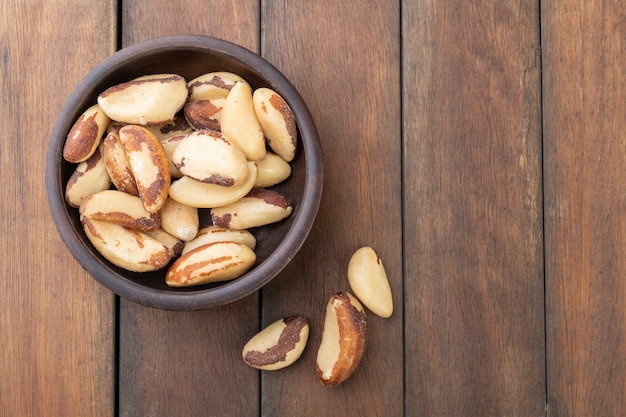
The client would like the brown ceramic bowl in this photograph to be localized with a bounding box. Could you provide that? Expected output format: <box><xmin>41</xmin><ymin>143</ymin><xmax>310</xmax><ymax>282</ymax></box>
<box><xmin>46</xmin><ymin>35</ymin><xmax>322</xmax><ymax>310</ymax></box>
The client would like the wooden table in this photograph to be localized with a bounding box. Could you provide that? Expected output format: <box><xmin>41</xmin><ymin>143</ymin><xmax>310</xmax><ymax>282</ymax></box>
<box><xmin>2</xmin><ymin>0</ymin><xmax>624</xmax><ymax>415</ymax></box>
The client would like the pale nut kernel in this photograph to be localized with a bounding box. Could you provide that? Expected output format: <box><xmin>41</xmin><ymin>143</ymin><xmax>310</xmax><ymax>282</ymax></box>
<box><xmin>102</xmin><ymin>131</ymin><xmax>139</xmax><ymax>196</ymax></box>
<box><xmin>211</xmin><ymin>189</ymin><xmax>292</xmax><ymax>230</ymax></box>
<box><xmin>316</xmin><ymin>292</ymin><xmax>367</xmax><ymax>387</ymax></box>
<box><xmin>97</xmin><ymin>74</ymin><xmax>188</xmax><ymax>126</ymax></box>
<box><xmin>183</xmin><ymin>99</ymin><xmax>223</xmax><ymax>131</ymax></box>
<box><xmin>182</xmin><ymin>225</ymin><xmax>256</xmax><ymax>256</ymax></box>
<box><xmin>79</xmin><ymin>189</ymin><xmax>160</xmax><ymax>232</ymax></box>
<box><xmin>144</xmin><ymin>228</ymin><xmax>184</xmax><ymax>258</ymax></box>
<box><xmin>158</xmin><ymin>197</ymin><xmax>199</xmax><ymax>242</ymax></box>
<box><xmin>252</xmin><ymin>88</ymin><xmax>297</xmax><ymax>162</ymax></box>
<box><xmin>65</xmin><ymin>143</ymin><xmax>111</xmax><ymax>208</ymax></box>
<box><xmin>118</xmin><ymin>125</ymin><xmax>171</xmax><ymax>213</ymax></box>
<box><xmin>243</xmin><ymin>316</ymin><xmax>310</xmax><ymax>371</ymax></box>
<box><xmin>171</xmin><ymin>130</ymin><xmax>248</xmax><ymax>187</ymax></box>
<box><xmin>254</xmin><ymin>152</ymin><xmax>292</xmax><ymax>189</ymax></box>
<box><xmin>187</xmin><ymin>71</ymin><xmax>246</xmax><ymax>101</ymax></box>
<box><xmin>63</xmin><ymin>104</ymin><xmax>111</xmax><ymax>163</ymax></box>
<box><xmin>165</xmin><ymin>241</ymin><xmax>256</xmax><ymax>287</ymax></box>
<box><xmin>168</xmin><ymin>161</ymin><xmax>257</xmax><ymax>209</ymax></box>
<box><xmin>159</xmin><ymin>134</ymin><xmax>185</xmax><ymax>179</ymax></box>
<box><xmin>221</xmin><ymin>81</ymin><xmax>266</xmax><ymax>161</ymax></box>
<box><xmin>144</xmin><ymin>115</ymin><xmax>193</xmax><ymax>141</ymax></box>
<box><xmin>347</xmin><ymin>246</ymin><xmax>393</xmax><ymax>318</ymax></box>
<box><xmin>81</xmin><ymin>217</ymin><xmax>171</xmax><ymax>272</ymax></box>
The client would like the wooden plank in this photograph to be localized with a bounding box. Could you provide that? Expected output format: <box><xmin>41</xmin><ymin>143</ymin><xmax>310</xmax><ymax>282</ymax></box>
<box><xmin>543</xmin><ymin>1</ymin><xmax>626</xmax><ymax>415</ymax></box>
<box><xmin>402</xmin><ymin>1</ymin><xmax>545</xmax><ymax>415</ymax></box>
<box><xmin>117</xmin><ymin>2</ymin><xmax>262</xmax><ymax>416</ymax></box>
<box><xmin>259</xmin><ymin>2</ymin><xmax>403</xmax><ymax>415</ymax></box>
<box><xmin>0</xmin><ymin>1</ymin><xmax>116</xmax><ymax>416</ymax></box>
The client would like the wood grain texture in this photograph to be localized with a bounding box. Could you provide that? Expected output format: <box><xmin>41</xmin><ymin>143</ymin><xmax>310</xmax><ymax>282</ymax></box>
<box><xmin>259</xmin><ymin>2</ymin><xmax>403</xmax><ymax>416</ymax></box>
<box><xmin>119</xmin><ymin>301</ymin><xmax>260</xmax><ymax>417</ymax></box>
<box><xmin>117</xmin><ymin>2</ymin><xmax>262</xmax><ymax>416</ymax></box>
<box><xmin>0</xmin><ymin>1</ymin><xmax>117</xmax><ymax>416</ymax></box>
<box><xmin>121</xmin><ymin>0</ymin><xmax>259</xmax><ymax>50</ymax></box>
<box><xmin>402</xmin><ymin>1</ymin><xmax>545</xmax><ymax>415</ymax></box>
<box><xmin>7</xmin><ymin>0</ymin><xmax>626</xmax><ymax>415</ymax></box>
<box><xmin>543</xmin><ymin>1</ymin><xmax>626</xmax><ymax>416</ymax></box>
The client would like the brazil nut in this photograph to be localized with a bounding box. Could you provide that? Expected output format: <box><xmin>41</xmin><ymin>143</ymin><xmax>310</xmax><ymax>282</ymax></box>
<box><xmin>221</xmin><ymin>81</ymin><xmax>266</xmax><ymax>161</ymax></box>
<box><xmin>165</xmin><ymin>241</ymin><xmax>256</xmax><ymax>287</ymax></box>
<box><xmin>159</xmin><ymin>134</ymin><xmax>186</xmax><ymax>179</ymax></box>
<box><xmin>65</xmin><ymin>143</ymin><xmax>111</xmax><ymax>207</ymax></box>
<box><xmin>348</xmin><ymin>246</ymin><xmax>393</xmax><ymax>318</ymax></box>
<box><xmin>97</xmin><ymin>74</ymin><xmax>188</xmax><ymax>126</ymax></box>
<box><xmin>316</xmin><ymin>292</ymin><xmax>367</xmax><ymax>387</ymax></box>
<box><xmin>183</xmin><ymin>99</ymin><xmax>223</xmax><ymax>131</ymax></box>
<box><xmin>81</xmin><ymin>217</ymin><xmax>171</xmax><ymax>272</ymax></box>
<box><xmin>187</xmin><ymin>71</ymin><xmax>246</xmax><ymax>101</ymax></box>
<box><xmin>158</xmin><ymin>197</ymin><xmax>199</xmax><ymax>241</ymax></box>
<box><xmin>118</xmin><ymin>125</ymin><xmax>171</xmax><ymax>213</ymax></box>
<box><xmin>252</xmin><ymin>87</ymin><xmax>297</xmax><ymax>162</ymax></box>
<box><xmin>171</xmin><ymin>130</ymin><xmax>248</xmax><ymax>187</ymax></box>
<box><xmin>102</xmin><ymin>131</ymin><xmax>138</xmax><ymax>196</ymax></box>
<box><xmin>63</xmin><ymin>104</ymin><xmax>111</xmax><ymax>163</ymax></box>
<box><xmin>254</xmin><ymin>152</ymin><xmax>292</xmax><ymax>188</ymax></box>
<box><xmin>242</xmin><ymin>316</ymin><xmax>310</xmax><ymax>371</ymax></box>
<box><xmin>211</xmin><ymin>189</ymin><xmax>292</xmax><ymax>230</ymax></box>
<box><xmin>182</xmin><ymin>225</ymin><xmax>256</xmax><ymax>255</ymax></box>
<box><xmin>168</xmin><ymin>161</ymin><xmax>257</xmax><ymax>209</ymax></box>
<box><xmin>79</xmin><ymin>189</ymin><xmax>160</xmax><ymax>232</ymax></box>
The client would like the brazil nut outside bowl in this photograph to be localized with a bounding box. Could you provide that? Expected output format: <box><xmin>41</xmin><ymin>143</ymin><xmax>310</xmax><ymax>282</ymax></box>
<box><xmin>45</xmin><ymin>35</ymin><xmax>323</xmax><ymax>310</ymax></box>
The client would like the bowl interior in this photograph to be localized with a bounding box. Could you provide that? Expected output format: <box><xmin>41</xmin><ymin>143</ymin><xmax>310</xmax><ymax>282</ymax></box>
<box><xmin>46</xmin><ymin>35</ymin><xmax>322</xmax><ymax>310</ymax></box>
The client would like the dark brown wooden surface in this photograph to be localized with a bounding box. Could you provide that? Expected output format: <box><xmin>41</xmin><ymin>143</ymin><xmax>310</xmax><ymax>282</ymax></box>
<box><xmin>0</xmin><ymin>2</ymin><xmax>116</xmax><ymax>416</ymax></box>
<box><xmin>258</xmin><ymin>2</ymin><xmax>403</xmax><ymax>416</ymax></box>
<box><xmin>118</xmin><ymin>2</ymin><xmax>262</xmax><ymax>416</ymax></box>
<box><xmin>2</xmin><ymin>0</ymin><xmax>626</xmax><ymax>416</ymax></box>
<box><xmin>543</xmin><ymin>0</ymin><xmax>626</xmax><ymax>416</ymax></box>
<box><xmin>403</xmin><ymin>1</ymin><xmax>545</xmax><ymax>416</ymax></box>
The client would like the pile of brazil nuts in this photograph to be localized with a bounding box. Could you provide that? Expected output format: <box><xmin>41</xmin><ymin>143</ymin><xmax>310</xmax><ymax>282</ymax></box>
<box><xmin>242</xmin><ymin>246</ymin><xmax>394</xmax><ymax>387</ymax></box>
<box><xmin>63</xmin><ymin>71</ymin><xmax>298</xmax><ymax>286</ymax></box>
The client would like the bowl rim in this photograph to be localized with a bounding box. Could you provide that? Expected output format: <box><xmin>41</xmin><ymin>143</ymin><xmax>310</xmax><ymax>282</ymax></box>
<box><xmin>45</xmin><ymin>34</ymin><xmax>323</xmax><ymax>310</ymax></box>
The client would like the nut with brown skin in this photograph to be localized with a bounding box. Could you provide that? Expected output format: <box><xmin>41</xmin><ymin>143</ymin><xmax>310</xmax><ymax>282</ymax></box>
<box><xmin>184</xmin><ymin>99</ymin><xmax>223</xmax><ymax>131</ymax></box>
<box><xmin>118</xmin><ymin>125</ymin><xmax>171</xmax><ymax>213</ymax></box>
<box><xmin>171</xmin><ymin>129</ymin><xmax>249</xmax><ymax>187</ymax></box>
<box><xmin>97</xmin><ymin>74</ymin><xmax>188</xmax><ymax>126</ymax></box>
<box><xmin>316</xmin><ymin>292</ymin><xmax>367</xmax><ymax>387</ymax></box>
<box><xmin>63</xmin><ymin>104</ymin><xmax>110</xmax><ymax>163</ymax></box>
<box><xmin>168</xmin><ymin>161</ymin><xmax>257</xmax><ymax>209</ymax></box>
<box><xmin>65</xmin><ymin>143</ymin><xmax>111</xmax><ymax>208</ymax></box>
<box><xmin>210</xmin><ymin>189</ymin><xmax>292</xmax><ymax>230</ymax></box>
<box><xmin>252</xmin><ymin>87</ymin><xmax>297</xmax><ymax>162</ymax></box>
<box><xmin>81</xmin><ymin>217</ymin><xmax>171</xmax><ymax>273</ymax></box>
<box><xmin>187</xmin><ymin>71</ymin><xmax>246</xmax><ymax>101</ymax></box>
<box><xmin>79</xmin><ymin>189</ymin><xmax>160</xmax><ymax>232</ymax></box>
<box><xmin>182</xmin><ymin>225</ymin><xmax>256</xmax><ymax>256</ymax></box>
<box><xmin>144</xmin><ymin>114</ymin><xmax>193</xmax><ymax>141</ymax></box>
<box><xmin>243</xmin><ymin>316</ymin><xmax>310</xmax><ymax>371</ymax></box>
<box><xmin>165</xmin><ymin>241</ymin><xmax>256</xmax><ymax>287</ymax></box>
<box><xmin>102</xmin><ymin>131</ymin><xmax>139</xmax><ymax>196</ymax></box>
<box><xmin>348</xmin><ymin>246</ymin><xmax>393</xmax><ymax>318</ymax></box>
